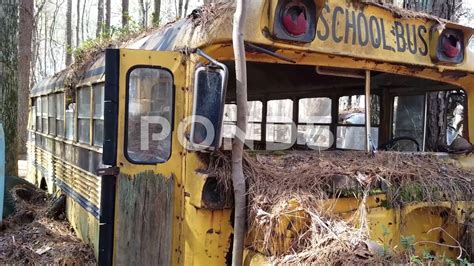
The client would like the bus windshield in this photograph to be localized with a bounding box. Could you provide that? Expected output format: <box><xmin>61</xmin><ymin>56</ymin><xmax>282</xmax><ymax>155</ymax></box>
<box><xmin>222</xmin><ymin>61</ymin><xmax>468</xmax><ymax>153</ymax></box>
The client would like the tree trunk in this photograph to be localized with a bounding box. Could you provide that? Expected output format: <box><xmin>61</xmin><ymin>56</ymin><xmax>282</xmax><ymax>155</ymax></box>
<box><xmin>105</xmin><ymin>0</ymin><xmax>111</xmax><ymax>33</ymax></box>
<box><xmin>122</xmin><ymin>0</ymin><xmax>129</xmax><ymax>27</ymax></box>
<box><xmin>76</xmin><ymin>0</ymin><xmax>80</xmax><ymax>47</ymax></box>
<box><xmin>43</xmin><ymin>13</ymin><xmax>47</xmax><ymax>76</ymax></box>
<box><xmin>231</xmin><ymin>0</ymin><xmax>247</xmax><ymax>265</ymax></box>
<box><xmin>18</xmin><ymin>0</ymin><xmax>33</xmax><ymax>156</ymax></box>
<box><xmin>177</xmin><ymin>0</ymin><xmax>183</xmax><ymax>18</ymax></box>
<box><xmin>65</xmin><ymin>0</ymin><xmax>72</xmax><ymax>65</ymax></box>
<box><xmin>183</xmin><ymin>0</ymin><xmax>189</xmax><ymax>18</ymax></box>
<box><xmin>0</xmin><ymin>0</ymin><xmax>19</xmax><ymax>177</ymax></box>
<box><xmin>152</xmin><ymin>0</ymin><xmax>159</xmax><ymax>27</ymax></box>
<box><xmin>50</xmin><ymin>0</ymin><xmax>62</xmax><ymax>73</ymax></box>
<box><xmin>31</xmin><ymin>0</ymin><xmax>46</xmax><ymax>85</ymax></box>
<box><xmin>81</xmin><ymin>0</ymin><xmax>86</xmax><ymax>41</ymax></box>
<box><xmin>138</xmin><ymin>0</ymin><xmax>146</xmax><ymax>28</ymax></box>
<box><xmin>403</xmin><ymin>0</ymin><xmax>462</xmax><ymax>21</ymax></box>
<box><xmin>403</xmin><ymin>0</ymin><xmax>461</xmax><ymax>151</ymax></box>
<box><xmin>96</xmin><ymin>0</ymin><xmax>104</xmax><ymax>37</ymax></box>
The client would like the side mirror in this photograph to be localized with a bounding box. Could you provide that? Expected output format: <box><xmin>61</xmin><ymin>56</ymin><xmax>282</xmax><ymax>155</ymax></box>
<box><xmin>190</xmin><ymin>64</ymin><xmax>228</xmax><ymax>150</ymax></box>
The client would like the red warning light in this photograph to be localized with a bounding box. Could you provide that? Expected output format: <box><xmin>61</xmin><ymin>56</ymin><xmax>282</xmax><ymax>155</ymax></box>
<box><xmin>281</xmin><ymin>4</ymin><xmax>308</xmax><ymax>36</ymax></box>
<box><xmin>442</xmin><ymin>34</ymin><xmax>461</xmax><ymax>58</ymax></box>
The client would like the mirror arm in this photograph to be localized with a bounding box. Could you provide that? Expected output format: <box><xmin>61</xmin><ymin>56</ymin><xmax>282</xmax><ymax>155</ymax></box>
<box><xmin>195</xmin><ymin>49</ymin><xmax>229</xmax><ymax>73</ymax></box>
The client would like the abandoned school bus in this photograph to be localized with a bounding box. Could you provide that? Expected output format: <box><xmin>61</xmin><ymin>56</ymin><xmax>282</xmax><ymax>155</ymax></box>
<box><xmin>27</xmin><ymin>0</ymin><xmax>474</xmax><ymax>264</ymax></box>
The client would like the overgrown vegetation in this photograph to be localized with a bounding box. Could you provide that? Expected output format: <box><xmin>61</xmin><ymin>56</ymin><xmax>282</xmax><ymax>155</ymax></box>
<box><xmin>203</xmin><ymin>150</ymin><xmax>473</xmax><ymax>264</ymax></box>
<box><xmin>63</xmin><ymin>17</ymin><xmax>152</xmax><ymax>97</ymax></box>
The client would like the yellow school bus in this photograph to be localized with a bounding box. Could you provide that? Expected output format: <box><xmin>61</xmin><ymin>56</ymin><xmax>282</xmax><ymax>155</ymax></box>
<box><xmin>27</xmin><ymin>0</ymin><xmax>474</xmax><ymax>264</ymax></box>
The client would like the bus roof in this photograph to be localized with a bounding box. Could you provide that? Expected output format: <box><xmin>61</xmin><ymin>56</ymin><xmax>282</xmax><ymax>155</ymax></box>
<box><xmin>31</xmin><ymin>0</ymin><xmax>474</xmax><ymax>97</ymax></box>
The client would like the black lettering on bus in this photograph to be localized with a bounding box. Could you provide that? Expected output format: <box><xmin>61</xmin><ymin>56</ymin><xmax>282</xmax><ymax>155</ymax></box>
<box><xmin>380</xmin><ymin>18</ymin><xmax>395</xmax><ymax>52</ymax></box>
<box><xmin>406</xmin><ymin>24</ymin><xmax>417</xmax><ymax>55</ymax></box>
<box><xmin>344</xmin><ymin>9</ymin><xmax>357</xmax><ymax>45</ymax></box>
<box><xmin>317</xmin><ymin>4</ymin><xmax>330</xmax><ymax>41</ymax></box>
<box><xmin>418</xmin><ymin>25</ymin><xmax>428</xmax><ymax>56</ymax></box>
<box><xmin>369</xmin><ymin>16</ymin><xmax>381</xmax><ymax>48</ymax></box>
<box><xmin>394</xmin><ymin>21</ymin><xmax>406</xmax><ymax>52</ymax></box>
<box><xmin>357</xmin><ymin>12</ymin><xmax>369</xmax><ymax>46</ymax></box>
<box><xmin>332</xmin><ymin>6</ymin><xmax>344</xmax><ymax>43</ymax></box>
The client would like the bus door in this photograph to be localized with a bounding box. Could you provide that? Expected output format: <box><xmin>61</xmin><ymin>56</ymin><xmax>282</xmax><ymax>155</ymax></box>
<box><xmin>99</xmin><ymin>48</ymin><xmax>185</xmax><ymax>265</ymax></box>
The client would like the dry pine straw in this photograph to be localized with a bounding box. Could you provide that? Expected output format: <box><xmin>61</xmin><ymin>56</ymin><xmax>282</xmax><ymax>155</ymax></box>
<box><xmin>204</xmin><ymin>150</ymin><xmax>472</xmax><ymax>263</ymax></box>
<box><xmin>0</xmin><ymin>185</ymin><xmax>95</xmax><ymax>265</ymax></box>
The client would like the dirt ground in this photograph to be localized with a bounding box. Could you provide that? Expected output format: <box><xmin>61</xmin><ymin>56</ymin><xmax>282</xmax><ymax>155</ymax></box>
<box><xmin>0</xmin><ymin>184</ymin><xmax>96</xmax><ymax>264</ymax></box>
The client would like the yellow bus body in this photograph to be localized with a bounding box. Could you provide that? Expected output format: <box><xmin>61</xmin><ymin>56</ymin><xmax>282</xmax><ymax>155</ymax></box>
<box><xmin>27</xmin><ymin>0</ymin><xmax>474</xmax><ymax>264</ymax></box>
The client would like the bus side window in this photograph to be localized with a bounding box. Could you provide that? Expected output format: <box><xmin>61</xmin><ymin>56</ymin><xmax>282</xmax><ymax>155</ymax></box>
<box><xmin>65</xmin><ymin>103</ymin><xmax>75</xmax><ymax>140</ymax></box>
<box><xmin>93</xmin><ymin>84</ymin><xmax>104</xmax><ymax>147</ymax></box>
<box><xmin>336</xmin><ymin>95</ymin><xmax>380</xmax><ymax>150</ymax></box>
<box><xmin>77</xmin><ymin>87</ymin><xmax>91</xmax><ymax>144</ymax></box>
<box><xmin>36</xmin><ymin>97</ymin><xmax>41</xmax><ymax>132</ymax></box>
<box><xmin>297</xmin><ymin>97</ymin><xmax>332</xmax><ymax>149</ymax></box>
<box><xmin>446</xmin><ymin>91</ymin><xmax>466</xmax><ymax>145</ymax></box>
<box><xmin>223</xmin><ymin>101</ymin><xmax>262</xmax><ymax>141</ymax></box>
<box><xmin>56</xmin><ymin>93</ymin><xmax>65</xmax><ymax>137</ymax></box>
<box><xmin>48</xmin><ymin>94</ymin><xmax>56</xmax><ymax>136</ymax></box>
<box><xmin>31</xmin><ymin>98</ymin><xmax>37</xmax><ymax>131</ymax></box>
<box><xmin>42</xmin><ymin>96</ymin><xmax>48</xmax><ymax>134</ymax></box>
<box><xmin>392</xmin><ymin>95</ymin><xmax>425</xmax><ymax>151</ymax></box>
<box><xmin>126</xmin><ymin>67</ymin><xmax>173</xmax><ymax>164</ymax></box>
<box><xmin>266</xmin><ymin>99</ymin><xmax>293</xmax><ymax>144</ymax></box>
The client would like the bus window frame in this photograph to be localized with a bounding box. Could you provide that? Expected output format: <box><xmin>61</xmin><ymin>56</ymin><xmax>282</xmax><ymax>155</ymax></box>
<box><xmin>48</xmin><ymin>94</ymin><xmax>57</xmax><ymax>136</ymax></box>
<box><xmin>223</xmin><ymin>101</ymin><xmax>263</xmax><ymax>141</ymax></box>
<box><xmin>266</xmin><ymin>98</ymin><xmax>294</xmax><ymax>144</ymax></box>
<box><xmin>35</xmin><ymin>97</ymin><xmax>41</xmax><ymax>132</ymax></box>
<box><xmin>77</xmin><ymin>85</ymin><xmax>92</xmax><ymax>145</ymax></box>
<box><xmin>93</xmin><ymin>83</ymin><xmax>105</xmax><ymax>147</ymax></box>
<box><xmin>56</xmin><ymin>92</ymin><xmax>65</xmax><ymax>138</ymax></box>
<box><xmin>296</xmin><ymin>96</ymin><xmax>333</xmax><ymax>148</ymax></box>
<box><xmin>124</xmin><ymin>65</ymin><xmax>175</xmax><ymax>165</ymax></box>
<box><xmin>41</xmin><ymin>95</ymin><xmax>48</xmax><ymax>134</ymax></box>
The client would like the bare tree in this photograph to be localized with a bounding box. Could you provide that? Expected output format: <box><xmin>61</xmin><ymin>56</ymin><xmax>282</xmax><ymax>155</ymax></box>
<box><xmin>0</xmin><ymin>0</ymin><xmax>19</xmax><ymax>177</ymax></box>
<box><xmin>152</xmin><ymin>0</ymin><xmax>159</xmax><ymax>26</ymax></box>
<box><xmin>18</xmin><ymin>0</ymin><xmax>34</xmax><ymax>155</ymax></box>
<box><xmin>81</xmin><ymin>0</ymin><xmax>86</xmax><ymax>41</ymax></box>
<box><xmin>85</xmin><ymin>0</ymin><xmax>91</xmax><ymax>37</ymax></box>
<box><xmin>96</xmin><ymin>0</ymin><xmax>104</xmax><ymax>37</ymax></box>
<box><xmin>49</xmin><ymin>0</ymin><xmax>64</xmax><ymax>73</ymax></box>
<box><xmin>138</xmin><ymin>0</ymin><xmax>151</xmax><ymax>28</ymax></box>
<box><xmin>177</xmin><ymin>0</ymin><xmax>183</xmax><ymax>18</ymax></box>
<box><xmin>231</xmin><ymin>0</ymin><xmax>247</xmax><ymax>265</ymax></box>
<box><xmin>43</xmin><ymin>12</ymin><xmax>47</xmax><ymax>76</ymax></box>
<box><xmin>65</xmin><ymin>0</ymin><xmax>72</xmax><ymax>65</ymax></box>
<box><xmin>30</xmin><ymin>0</ymin><xmax>46</xmax><ymax>84</ymax></box>
<box><xmin>105</xmin><ymin>0</ymin><xmax>111</xmax><ymax>32</ymax></box>
<box><xmin>76</xmin><ymin>0</ymin><xmax>80</xmax><ymax>47</ymax></box>
<box><xmin>122</xmin><ymin>0</ymin><xmax>129</xmax><ymax>27</ymax></box>
<box><xmin>183</xmin><ymin>0</ymin><xmax>189</xmax><ymax>17</ymax></box>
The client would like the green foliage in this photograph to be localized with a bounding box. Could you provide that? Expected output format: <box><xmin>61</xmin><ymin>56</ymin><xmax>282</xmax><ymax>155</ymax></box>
<box><xmin>379</xmin><ymin>225</ymin><xmax>392</xmax><ymax>257</ymax></box>
<box><xmin>410</xmin><ymin>255</ymin><xmax>422</xmax><ymax>264</ymax></box>
<box><xmin>400</xmin><ymin>235</ymin><xmax>416</xmax><ymax>252</ymax></box>
<box><xmin>421</xmin><ymin>249</ymin><xmax>436</xmax><ymax>261</ymax></box>
<box><xmin>152</xmin><ymin>12</ymin><xmax>161</xmax><ymax>27</ymax></box>
<box><xmin>457</xmin><ymin>257</ymin><xmax>472</xmax><ymax>266</ymax></box>
<box><xmin>398</xmin><ymin>184</ymin><xmax>424</xmax><ymax>203</ymax></box>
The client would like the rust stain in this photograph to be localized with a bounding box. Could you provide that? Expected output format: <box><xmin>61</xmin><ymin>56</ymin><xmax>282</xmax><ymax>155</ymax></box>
<box><xmin>441</xmin><ymin>70</ymin><xmax>468</xmax><ymax>80</ymax></box>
